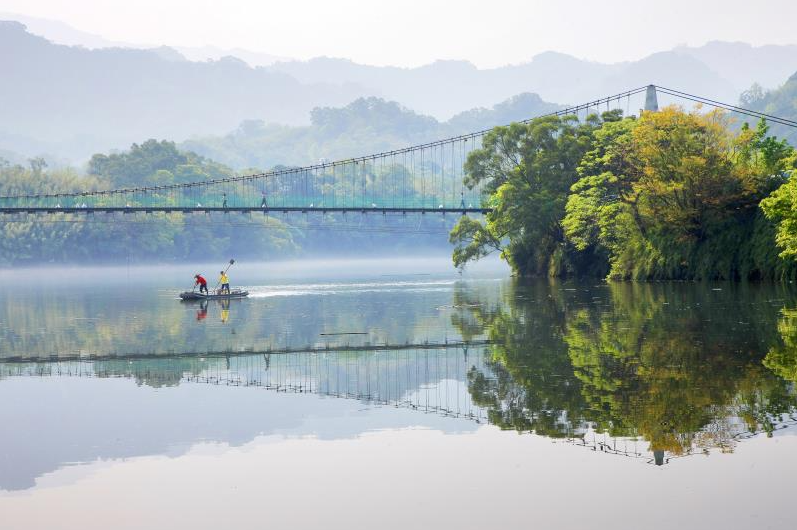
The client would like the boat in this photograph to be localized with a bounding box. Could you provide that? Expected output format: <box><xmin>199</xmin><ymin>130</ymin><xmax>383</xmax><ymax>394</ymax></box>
<box><xmin>179</xmin><ymin>289</ymin><xmax>249</xmax><ymax>301</ymax></box>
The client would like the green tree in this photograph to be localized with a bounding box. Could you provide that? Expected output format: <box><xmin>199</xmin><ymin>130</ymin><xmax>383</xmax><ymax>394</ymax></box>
<box><xmin>449</xmin><ymin>113</ymin><xmax>607</xmax><ymax>276</ymax></box>
<box><xmin>87</xmin><ymin>139</ymin><xmax>231</xmax><ymax>187</ymax></box>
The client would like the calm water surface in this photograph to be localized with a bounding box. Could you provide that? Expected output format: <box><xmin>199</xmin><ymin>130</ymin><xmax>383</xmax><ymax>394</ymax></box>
<box><xmin>1</xmin><ymin>258</ymin><xmax>797</xmax><ymax>529</ymax></box>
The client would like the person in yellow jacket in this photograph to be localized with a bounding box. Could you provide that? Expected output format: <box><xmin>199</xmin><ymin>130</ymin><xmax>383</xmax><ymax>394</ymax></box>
<box><xmin>219</xmin><ymin>271</ymin><xmax>230</xmax><ymax>294</ymax></box>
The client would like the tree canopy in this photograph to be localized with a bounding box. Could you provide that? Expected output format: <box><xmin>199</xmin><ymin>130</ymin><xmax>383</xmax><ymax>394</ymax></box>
<box><xmin>449</xmin><ymin>113</ymin><xmax>609</xmax><ymax>277</ymax></box>
<box><xmin>452</xmin><ymin>106</ymin><xmax>797</xmax><ymax>280</ymax></box>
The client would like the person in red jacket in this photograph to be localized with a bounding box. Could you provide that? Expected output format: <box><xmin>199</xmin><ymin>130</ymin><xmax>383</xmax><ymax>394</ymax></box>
<box><xmin>194</xmin><ymin>274</ymin><xmax>208</xmax><ymax>294</ymax></box>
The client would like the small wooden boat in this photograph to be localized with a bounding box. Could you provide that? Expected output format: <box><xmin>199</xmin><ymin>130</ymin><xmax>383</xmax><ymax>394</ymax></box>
<box><xmin>179</xmin><ymin>290</ymin><xmax>249</xmax><ymax>301</ymax></box>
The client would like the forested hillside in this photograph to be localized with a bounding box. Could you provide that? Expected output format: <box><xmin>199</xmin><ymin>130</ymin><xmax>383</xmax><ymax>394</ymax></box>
<box><xmin>183</xmin><ymin>94</ymin><xmax>562</xmax><ymax>170</ymax></box>
<box><xmin>744</xmin><ymin>72</ymin><xmax>797</xmax><ymax>146</ymax></box>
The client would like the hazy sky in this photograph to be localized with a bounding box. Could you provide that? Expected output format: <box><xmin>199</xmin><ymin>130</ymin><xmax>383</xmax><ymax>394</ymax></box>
<box><xmin>1</xmin><ymin>0</ymin><xmax>796</xmax><ymax>67</ymax></box>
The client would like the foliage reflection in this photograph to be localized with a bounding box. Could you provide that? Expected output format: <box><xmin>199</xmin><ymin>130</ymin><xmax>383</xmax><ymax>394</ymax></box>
<box><xmin>455</xmin><ymin>280</ymin><xmax>797</xmax><ymax>459</ymax></box>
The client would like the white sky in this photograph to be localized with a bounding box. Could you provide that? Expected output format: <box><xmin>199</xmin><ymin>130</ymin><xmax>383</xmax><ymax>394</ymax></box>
<box><xmin>1</xmin><ymin>0</ymin><xmax>796</xmax><ymax>67</ymax></box>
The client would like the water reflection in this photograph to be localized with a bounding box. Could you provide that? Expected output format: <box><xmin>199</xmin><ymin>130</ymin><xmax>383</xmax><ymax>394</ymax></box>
<box><xmin>0</xmin><ymin>345</ymin><xmax>488</xmax><ymax>491</ymax></box>
<box><xmin>0</xmin><ymin>278</ymin><xmax>479</xmax><ymax>359</ymax></box>
<box><xmin>3</xmin><ymin>274</ymin><xmax>797</xmax><ymax>493</ymax></box>
<box><xmin>455</xmin><ymin>280</ymin><xmax>797</xmax><ymax>464</ymax></box>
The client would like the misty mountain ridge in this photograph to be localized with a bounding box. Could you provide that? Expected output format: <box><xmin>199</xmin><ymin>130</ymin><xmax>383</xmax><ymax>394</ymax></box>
<box><xmin>265</xmin><ymin>43</ymin><xmax>797</xmax><ymax>119</ymax></box>
<box><xmin>0</xmin><ymin>11</ymin><xmax>291</xmax><ymax>66</ymax></box>
<box><xmin>10</xmin><ymin>10</ymin><xmax>796</xmax><ymax>94</ymax></box>
<box><xmin>3</xmin><ymin>15</ymin><xmax>797</xmax><ymax>166</ymax></box>
<box><xmin>0</xmin><ymin>21</ymin><xmax>369</xmax><ymax>162</ymax></box>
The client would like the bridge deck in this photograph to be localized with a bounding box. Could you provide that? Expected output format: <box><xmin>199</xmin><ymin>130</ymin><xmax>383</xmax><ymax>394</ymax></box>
<box><xmin>0</xmin><ymin>206</ymin><xmax>491</xmax><ymax>215</ymax></box>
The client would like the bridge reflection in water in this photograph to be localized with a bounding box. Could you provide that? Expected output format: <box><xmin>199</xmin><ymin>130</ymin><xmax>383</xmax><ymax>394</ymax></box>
<box><xmin>0</xmin><ymin>343</ymin><xmax>492</xmax><ymax>423</ymax></box>
<box><xmin>3</xmin><ymin>338</ymin><xmax>795</xmax><ymax>467</ymax></box>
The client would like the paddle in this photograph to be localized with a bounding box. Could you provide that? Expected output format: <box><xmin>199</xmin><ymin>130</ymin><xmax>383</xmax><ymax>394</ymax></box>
<box><xmin>213</xmin><ymin>259</ymin><xmax>236</xmax><ymax>293</ymax></box>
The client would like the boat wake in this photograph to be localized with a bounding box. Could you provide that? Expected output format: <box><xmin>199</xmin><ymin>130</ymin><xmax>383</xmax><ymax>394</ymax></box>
<box><xmin>245</xmin><ymin>279</ymin><xmax>458</xmax><ymax>298</ymax></box>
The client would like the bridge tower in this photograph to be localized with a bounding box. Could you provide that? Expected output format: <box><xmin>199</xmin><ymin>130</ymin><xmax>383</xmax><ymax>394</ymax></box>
<box><xmin>644</xmin><ymin>85</ymin><xmax>659</xmax><ymax>112</ymax></box>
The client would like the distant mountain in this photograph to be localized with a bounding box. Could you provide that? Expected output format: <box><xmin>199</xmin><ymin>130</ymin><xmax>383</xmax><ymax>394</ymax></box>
<box><xmin>265</xmin><ymin>43</ymin><xmax>797</xmax><ymax>119</ymax></box>
<box><xmin>0</xmin><ymin>11</ymin><xmax>138</xmax><ymax>48</ymax></box>
<box><xmin>0</xmin><ymin>21</ymin><xmax>368</xmax><ymax>161</ymax></box>
<box><xmin>677</xmin><ymin>41</ymin><xmax>797</xmax><ymax>94</ymax></box>
<box><xmin>182</xmin><ymin>93</ymin><xmax>563</xmax><ymax>170</ymax></box>
<box><xmin>174</xmin><ymin>45</ymin><xmax>290</xmax><ymax>67</ymax></box>
<box><xmin>11</xmin><ymin>11</ymin><xmax>796</xmax><ymax>104</ymax></box>
<box><xmin>266</xmin><ymin>55</ymin><xmax>607</xmax><ymax>120</ymax></box>
<box><xmin>0</xmin><ymin>11</ymin><xmax>291</xmax><ymax>66</ymax></box>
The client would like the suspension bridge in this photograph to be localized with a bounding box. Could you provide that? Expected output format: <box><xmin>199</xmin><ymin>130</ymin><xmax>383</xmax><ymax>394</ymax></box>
<box><xmin>3</xmin><ymin>85</ymin><xmax>794</xmax><ymax>218</ymax></box>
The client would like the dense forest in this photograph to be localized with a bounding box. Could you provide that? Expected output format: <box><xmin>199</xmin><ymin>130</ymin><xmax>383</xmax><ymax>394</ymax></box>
<box><xmin>0</xmin><ymin>91</ymin><xmax>557</xmax><ymax>266</ymax></box>
<box><xmin>4</xmin><ymin>66</ymin><xmax>797</xmax><ymax>276</ymax></box>
<box><xmin>451</xmin><ymin>106</ymin><xmax>797</xmax><ymax>280</ymax></box>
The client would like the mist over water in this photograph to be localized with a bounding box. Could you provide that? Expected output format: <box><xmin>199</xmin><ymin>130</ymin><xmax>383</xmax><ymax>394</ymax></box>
<box><xmin>0</xmin><ymin>254</ymin><xmax>509</xmax><ymax>287</ymax></box>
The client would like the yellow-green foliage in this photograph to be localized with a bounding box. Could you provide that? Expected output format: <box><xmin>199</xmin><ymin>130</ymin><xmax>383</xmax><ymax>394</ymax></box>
<box><xmin>453</xmin><ymin>106</ymin><xmax>797</xmax><ymax>280</ymax></box>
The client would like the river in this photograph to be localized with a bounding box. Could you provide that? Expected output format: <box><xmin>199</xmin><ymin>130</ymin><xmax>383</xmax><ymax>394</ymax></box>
<box><xmin>1</xmin><ymin>258</ymin><xmax>796</xmax><ymax>529</ymax></box>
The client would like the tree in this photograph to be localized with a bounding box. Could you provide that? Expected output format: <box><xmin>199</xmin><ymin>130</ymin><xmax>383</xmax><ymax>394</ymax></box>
<box><xmin>739</xmin><ymin>83</ymin><xmax>765</xmax><ymax>107</ymax></box>
<box><xmin>449</xmin><ymin>114</ymin><xmax>604</xmax><ymax>276</ymax></box>
<box><xmin>87</xmin><ymin>139</ymin><xmax>231</xmax><ymax>188</ymax></box>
